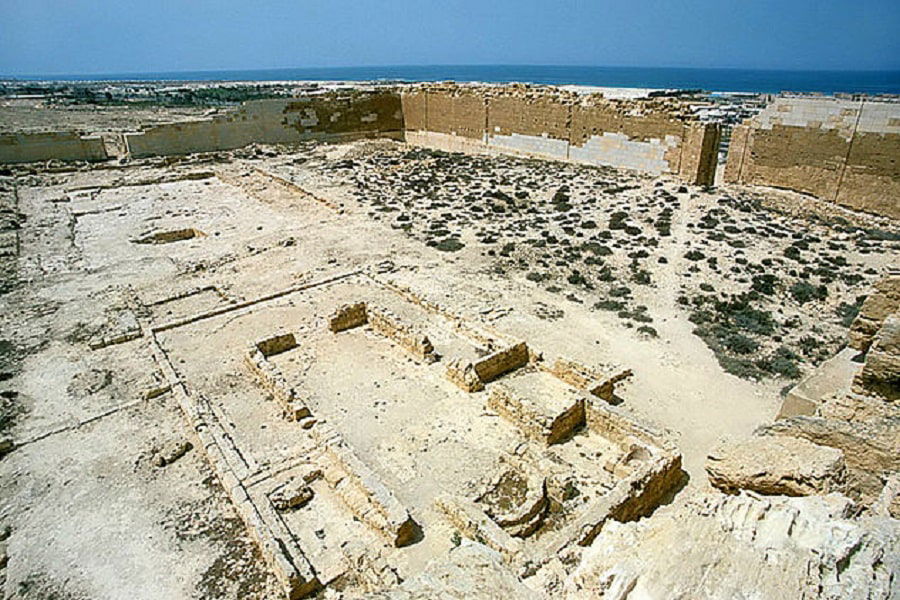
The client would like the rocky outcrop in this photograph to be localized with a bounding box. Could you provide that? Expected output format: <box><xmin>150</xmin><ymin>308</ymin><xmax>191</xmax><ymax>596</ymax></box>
<box><xmin>756</xmin><ymin>417</ymin><xmax>900</xmax><ymax>502</ymax></box>
<box><xmin>563</xmin><ymin>491</ymin><xmax>900</xmax><ymax>600</ymax></box>
<box><xmin>706</xmin><ymin>436</ymin><xmax>846</xmax><ymax>496</ymax></box>
<box><xmin>852</xmin><ymin>313</ymin><xmax>900</xmax><ymax>402</ymax></box>
<box><xmin>849</xmin><ymin>275</ymin><xmax>900</xmax><ymax>352</ymax></box>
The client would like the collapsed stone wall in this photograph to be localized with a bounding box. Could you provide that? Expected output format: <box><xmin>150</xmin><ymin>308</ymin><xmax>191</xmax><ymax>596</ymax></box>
<box><xmin>0</xmin><ymin>131</ymin><xmax>108</xmax><ymax>164</ymax></box>
<box><xmin>124</xmin><ymin>92</ymin><xmax>404</xmax><ymax>158</ymax></box>
<box><xmin>401</xmin><ymin>84</ymin><xmax>721</xmax><ymax>185</ymax></box>
<box><xmin>724</xmin><ymin>96</ymin><xmax>900</xmax><ymax>219</ymax></box>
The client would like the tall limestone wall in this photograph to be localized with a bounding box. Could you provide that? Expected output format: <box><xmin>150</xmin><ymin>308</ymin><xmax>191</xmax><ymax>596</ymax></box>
<box><xmin>724</xmin><ymin>96</ymin><xmax>900</xmax><ymax>219</ymax></box>
<box><xmin>0</xmin><ymin>131</ymin><xmax>108</xmax><ymax>164</ymax></box>
<box><xmin>124</xmin><ymin>92</ymin><xmax>404</xmax><ymax>158</ymax></box>
<box><xmin>401</xmin><ymin>84</ymin><xmax>720</xmax><ymax>185</ymax></box>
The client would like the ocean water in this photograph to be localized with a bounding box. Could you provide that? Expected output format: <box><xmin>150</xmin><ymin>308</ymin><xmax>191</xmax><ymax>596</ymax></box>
<box><xmin>11</xmin><ymin>65</ymin><xmax>900</xmax><ymax>95</ymax></box>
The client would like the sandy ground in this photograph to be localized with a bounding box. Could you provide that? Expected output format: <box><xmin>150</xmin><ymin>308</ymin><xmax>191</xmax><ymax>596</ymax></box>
<box><xmin>0</xmin><ymin>132</ymin><xmax>897</xmax><ymax>598</ymax></box>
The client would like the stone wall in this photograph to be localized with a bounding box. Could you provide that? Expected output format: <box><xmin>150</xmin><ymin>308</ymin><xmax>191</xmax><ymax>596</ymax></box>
<box><xmin>724</xmin><ymin>96</ymin><xmax>900</xmax><ymax>219</ymax></box>
<box><xmin>367</xmin><ymin>307</ymin><xmax>438</xmax><ymax>364</ymax></box>
<box><xmin>401</xmin><ymin>85</ymin><xmax>720</xmax><ymax>185</ymax></box>
<box><xmin>487</xmin><ymin>383</ymin><xmax>585</xmax><ymax>445</ymax></box>
<box><xmin>0</xmin><ymin>131</ymin><xmax>108</xmax><ymax>164</ymax></box>
<box><xmin>125</xmin><ymin>92</ymin><xmax>403</xmax><ymax>158</ymax></box>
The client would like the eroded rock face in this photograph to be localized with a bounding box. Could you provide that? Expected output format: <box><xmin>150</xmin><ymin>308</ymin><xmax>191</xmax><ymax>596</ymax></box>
<box><xmin>706</xmin><ymin>436</ymin><xmax>846</xmax><ymax>496</ymax></box>
<box><xmin>563</xmin><ymin>491</ymin><xmax>900</xmax><ymax>600</ymax></box>
<box><xmin>756</xmin><ymin>417</ymin><xmax>900</xmax><ymax>502</ymax></box>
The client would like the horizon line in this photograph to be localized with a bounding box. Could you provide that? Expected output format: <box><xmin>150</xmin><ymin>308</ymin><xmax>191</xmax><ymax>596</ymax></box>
<box><xmin>5</xmin><ymin>63</ymin><xmax>900</xmax><ymax>81</ymax></box>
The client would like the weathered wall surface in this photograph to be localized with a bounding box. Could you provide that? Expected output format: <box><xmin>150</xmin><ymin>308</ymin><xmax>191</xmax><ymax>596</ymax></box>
<box><xmin>0</xmin><ymin>131</ymin><xmax>108</xmax><ymax>164</ymax></box>
<box><xmin>724</xmin><ymin>96</ymin><xmax>900</xmax><ymax>219</ymax></box>
<box><xmin>401</xmin><ymin>85</ymin><xmax>720</xmax><ymax>185</ymax></box>
<box><xmin>487</xmin><ymin>93</ymin><xmax>571</xmax><ymax>160</ymax></box>
<box><xmin>125</xmin><ymin>92</ymin><xmax>404</xmax><ymax>158</ymax></box>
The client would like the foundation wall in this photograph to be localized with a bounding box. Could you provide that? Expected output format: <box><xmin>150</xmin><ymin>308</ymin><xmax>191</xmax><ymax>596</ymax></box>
<box><xmin>724</xmin><ymin>96</ymin><xmax>900</xmax><ymax>219</ymax></box>
<box><xmin>125</xmin><ymin>93</ymin><xmax>404</xmax><ymax>158</ymax></box>
<box><xmin>402</xmin><ymin>86</ymin><xmax>720</xmax><ymax>185</ymax></box>
<box><xmin>472</xmin><ymin>342</ymin><xmax>530</xmax><ymax>383</ymax></box>
<box><xmin>367</xmin><ymin>308</ymin><xmax>437</xmax><ymax>363</ymax></box>
<box><xmin>0</xmin><ymin>131</ymin><xmax>108</xmax><ymax>164</ymax></box>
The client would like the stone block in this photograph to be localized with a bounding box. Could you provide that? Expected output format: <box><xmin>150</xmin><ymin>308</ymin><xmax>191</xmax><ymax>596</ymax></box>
<box><xmin>706</xmin><ymin>436</ymin><xmax>847</xmax><ymax>496</ymax></box>
<box><xmin>472</xmin><ymin>342</ymin><xmax>529</xmax><ymax>384</ymax></box>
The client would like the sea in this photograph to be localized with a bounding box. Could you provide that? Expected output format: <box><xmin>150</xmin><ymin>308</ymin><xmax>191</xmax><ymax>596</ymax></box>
<box><xmin>9</xmin><ymin>65</ymin><xmax>900</xmax><ymax>96</ymax></box>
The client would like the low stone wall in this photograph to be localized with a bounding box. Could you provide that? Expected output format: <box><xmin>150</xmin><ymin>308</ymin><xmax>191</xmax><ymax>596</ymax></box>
<box><xmin>576</xmin><ymin>451</ymin><xmax>683</xmax><ymax>545</ymax></box>
<box><xmin>724</xmin><ymin>96</ymin><xmax>900</xmax><ymax>219</ymax></box>
<box><xmin>487</xmin><ymin>383</ymin><xmax>585</xmax><ymax>445</ymax></box>
<box><xmin>546</xmin><ymin>357</ymin><xmax>632</xmax><ymax>402</ymax></box>
<box><xmin>434</xmin><ymin>494</ymin><xmax>523</xmax><ymax>561</ymax></box>
<box><xmin>446</xmin><ymin>342</ymin><xmax>530</xmax><ymax>392</ymax></box>
<box><xmin>313</xmin><ymin>425</ymin><xmax>420</xmax><ymax>547</ymax></box>
<box><xmin>145</xmin><ymin>329</ymin><xmax>322</xmax><ymax>599</ymax></box>
<box><xmin>327</xmin><ymin>302</ymin><xmax>437</xmax><ymax>363</ymax></box>
<box><xmin>0</xmin><ymin>131</ymin><xmax>108</xmax><ymax>164</ymax></box>
<box><xmin>586</xmin><ymin>398</ymin><xmax>674</xmax><ymax>451</ymax></box>
<box><xmin>368</xmin><ymin>307</ymin><xmax>437</xmax><ymax>363</ymax></box>
<box><xmin>244</xmin><ymin>333</ymin><xmax>311</xmax><ymax>421</ymax></box>
<box><xmin>473</xmin><ymin>342</ymin><xmax>530</xmax><ymax>383</ymax></box>
<box><xmin>402</xmin><ymin>85</ymin><xmax>720</xmax><ymax>185</ymax></box>
<box><xmin>124</xmin><ymin>92</ymin><xmax>403</xmax><ymax>158</ymax></box>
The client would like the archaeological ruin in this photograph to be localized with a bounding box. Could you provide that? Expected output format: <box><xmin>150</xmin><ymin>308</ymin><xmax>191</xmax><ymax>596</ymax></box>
<box><xmin>0</xmin><ymin>82</ymin><xmax>897</xmax><ymax>599</ymax></box>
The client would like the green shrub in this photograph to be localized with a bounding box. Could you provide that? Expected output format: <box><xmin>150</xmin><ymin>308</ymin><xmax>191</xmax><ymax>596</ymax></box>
<box><xmin>789</xmin><ymin>281</ymin><xmax>827</xmax><ymax>304</ymax></box>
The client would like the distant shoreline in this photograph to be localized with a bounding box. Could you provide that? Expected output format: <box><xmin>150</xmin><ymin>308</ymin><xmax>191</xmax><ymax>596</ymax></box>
<box><xmin>4</xmin><ymin>65</ymin><xmax>899</xmax><ymax>95</ymax></box>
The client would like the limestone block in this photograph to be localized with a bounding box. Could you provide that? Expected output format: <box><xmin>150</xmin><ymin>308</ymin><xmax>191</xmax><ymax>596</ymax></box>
<box><xmin>445</xmin><ymin>358</ymin><xmax>485</xmax><ymax>392</ymax></box>
<box><xmin>270</xmin><ymin>479</ymin><xmax>314</xmax><ymax>511</ymax></box>
<box><xmin>564</xmin><ymin>491</ymin><xmax>898</xmax><ymax>600</ymax></box>
<box><xmin>473</xmin><ymin>342</ymin><xmax>529</xmax><ymax>384</ymax></box>
<box><xmin>706</xmin><ymin>436</ymin><xmax>847</xmax><ymax>496</ymax></box>
<box><xmin>777</xmin><ymin>346</ymin><xmax>859</xmax><ymax>419</ymax></box>
<box><xmin>255</xmin><ymin>332</ymin><xmax>297</xmax><ymax>357</ymax></box>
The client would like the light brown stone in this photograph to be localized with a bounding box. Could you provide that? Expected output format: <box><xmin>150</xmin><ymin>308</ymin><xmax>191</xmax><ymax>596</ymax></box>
<box><xmin>706</xmin><ymin>436</ymin><xmax>847</xmax><ymax>496</ymax></box>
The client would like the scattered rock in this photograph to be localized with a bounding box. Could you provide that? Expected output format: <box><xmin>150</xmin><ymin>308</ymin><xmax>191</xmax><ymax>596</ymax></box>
<box><xmin>152</xmin><ymin>439</ymin><xmax>193</xmax><ymax>468</ymax></box>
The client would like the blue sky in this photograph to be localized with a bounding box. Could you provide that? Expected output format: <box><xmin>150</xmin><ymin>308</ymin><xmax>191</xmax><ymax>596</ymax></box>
<box><xmin>1</xmin><ymin>0</ymin><xmax>898</xmax><ymax>76</ymax></box>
